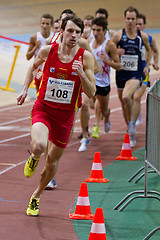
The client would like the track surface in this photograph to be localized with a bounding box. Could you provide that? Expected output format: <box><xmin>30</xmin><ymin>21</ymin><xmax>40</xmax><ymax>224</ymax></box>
<box><xmin>0</xmin><ymin>1</ymin><xmax>160</xmax><ymax>239</ymax></box>
<box><xmin>0</xmin><ymin>79</ymin><xmax>149</xmax><ymax>240</ymax></box>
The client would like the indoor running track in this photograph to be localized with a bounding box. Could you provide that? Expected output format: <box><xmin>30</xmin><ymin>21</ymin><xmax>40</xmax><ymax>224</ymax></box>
<box><xmin>0</xmin><ymin>79</ymin><xmax>151</xmax><ymax>240</ymax></box>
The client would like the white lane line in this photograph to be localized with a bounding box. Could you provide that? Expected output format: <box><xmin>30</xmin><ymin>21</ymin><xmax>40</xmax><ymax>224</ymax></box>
<box><xmin>0</xmin><ymin>97</ymin><xmax>146</xmax><ymax>126</ymax></box>
<box><xmin>0</xmin><ymin>101</ymin><xmax>33</xmax><ymax>112</ymax></box>
<box><xmin>0</xmin><ymin>160</ymin><xmax>26</xmax><ymax>175</ymax></box>
<box><xmin>0</xmin><ymin>116</ymin><xmax>30</xmax><ymax>126</ymax></box>
<box><xmin>0</xmin><ymin>99</ymin><xmax>146</xmax><ymax>144</ymax></box>
<box><xmin>0</xmin><ymin>133</ymin><xmax>30</xmax><ymax>144</ymax></box>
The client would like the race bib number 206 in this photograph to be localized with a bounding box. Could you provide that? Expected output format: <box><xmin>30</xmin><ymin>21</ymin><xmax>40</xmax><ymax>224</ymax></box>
<box><xmin>121</xmin><ymin>55</ymin><xmax>138</xmax><ymax>71</ymax></box>
<box><xmin>44</xmin><ymin>77</ymin><xmax>74</xmax><ymax>104</ymax></box>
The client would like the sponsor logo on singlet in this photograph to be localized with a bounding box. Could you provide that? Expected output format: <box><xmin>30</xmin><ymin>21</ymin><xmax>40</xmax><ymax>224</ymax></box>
<box><xmin>57</xmin><ymin>72</ymin><xmax>68</xmax><ymax>80</ymax></box>
<box><xmin>50</xmin><ymin>67</ymin><xmax>55</xmax><ymax>73</ymax></box>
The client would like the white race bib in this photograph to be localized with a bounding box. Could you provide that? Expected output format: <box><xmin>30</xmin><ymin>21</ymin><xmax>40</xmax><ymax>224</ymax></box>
<box><xmin>44</xmin><ymin>77</ymin><xmax>74</xmax><ymax>104</ymax></box>
<box><xmin>121</xmin><ymin>55</ymin><xmax>138</xmax><ymax>71</ymax></box>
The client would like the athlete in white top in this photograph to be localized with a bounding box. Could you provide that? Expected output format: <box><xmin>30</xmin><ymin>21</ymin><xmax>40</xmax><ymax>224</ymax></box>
<box><xmin>90</xmin><ymin>37</ymin><xmax>111</xmax><ymax>87</ymax></box>
<box><xmin>78</xmin><ymin>9</ymin><xmax>116</xmax><ymax>151</ymax></box>
<box><xmin>26</xmin><ymin>14</ymin><xmax>54</xmax><ymax>61</ymax></box>
<box><xmin>78</xmin><ymin>17</ymin><xmax>120</xmax><ymax>152</ymax></box>
<box><xmin>90</xmin><ymin>17</ymin><xmax>121</xmax><ymax>137</ymax></box>
<box><xmin>34</xmin><ymin>31</ymin><xmax>54</xmax><ymax>58</ymax></box>
<box><xmin>83</xmin><ymin>8</ymin><xmax>115</xmax><ymax>41</ymax></box>
<box><xmin>26</xmin><ymin>14</ymin><xmax>54</xmax><ymax>90</ymax></box>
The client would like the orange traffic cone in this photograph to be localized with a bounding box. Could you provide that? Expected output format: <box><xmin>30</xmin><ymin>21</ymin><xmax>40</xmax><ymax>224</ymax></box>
<box><xmin>116</xmin><ymin>134</ymin><xmax>137</xmax><ymax>161</ymax></box>
<box><xmin>88</xmin><ymin>208</ymin><xmax>107</xmax><ymax>240</ymax></box>
<box><xmin>85</xmin><ymin>152</ymin><xmax>109</xmax><ymax>183</ymax></box>
<box><xmin>69</xmin><ymin>182</ymin><xmax>94</xmax><ymax>220</ymax></box>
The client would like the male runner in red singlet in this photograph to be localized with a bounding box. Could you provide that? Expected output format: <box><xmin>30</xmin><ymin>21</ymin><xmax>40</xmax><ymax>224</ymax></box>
<box><xmin>45</xmin><ymin>9</ymin><xmax>98</xmax><ymax>189</ymax></box>
<box><xmin>17</xmin><ymin>15</ymin><xmax>96</xmax><ymax>216</ymax></box>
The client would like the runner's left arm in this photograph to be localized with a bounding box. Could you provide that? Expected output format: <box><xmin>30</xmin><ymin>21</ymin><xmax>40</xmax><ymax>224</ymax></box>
<box><xmin>151</xmin><ymin>36</ymin><xmax>159</xmax><ymax>70</ymax></box>
<box><xmin>141</xmin><ymin>32</ymin><xmax>152</xmax><ymax>76</ymax></box>
<box><xmin>72</xmin><ymin>50</ymin><xmax>96</xmax><ymax>98</ymax></box>
<box><xmin>102</xmin><ymin>40</ymin><xmax>121</xmax><ymax>71</ymax></box>
<box><xmin>79</xmin><ymin>38</ymin><xmax>99</xmax><ymax>74</ymax></box>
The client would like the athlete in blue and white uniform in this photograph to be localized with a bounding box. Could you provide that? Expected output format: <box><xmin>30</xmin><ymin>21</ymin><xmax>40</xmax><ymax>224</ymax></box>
<box><xmin>116</xmin><ymin>28</ymin><xmax>143</xmax><ymax>88</ymax></box>
<box><xmin>133</xmin><ymin>13</ymin><xmax>159</xmax><ymax>127</ymax></box>
<box><xmin>112</xmin><ymin>7</ymin><xmax>151</xmax><ymax>147</ymax></box>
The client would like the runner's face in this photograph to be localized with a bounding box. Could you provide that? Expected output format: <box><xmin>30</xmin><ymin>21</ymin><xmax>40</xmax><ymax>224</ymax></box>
<box><xmin>62</xmin><ymin>20</ymin><xmax>81</xmax><ymax>47</ymax></box>
<box><xmin>40</xmin><ymin>18</ymin><xmax>52</xmax><ymax>36</ymax></box>
<box><xmin>83</xmin><ymin>19</ymin><xmax>92</xmax><ymax>28</ymax></box>
<box><xmin>92</xmin><ymin>24</ymin><xmax>106</xmax><ymax>42</ymax></box>
<box><xmin>136</xmin><ymin>18</ymin><xmax>145</xmax><ymax>31</ymax></box>
<box><xmin>53</xmin><ymin>22</ymin><xmax>60</xmax><ymax>33</ymax></box>
<box><xmin>125</xmin><ymin>11</ymin><xmax>137</xmax><ymax>29</ymax></box>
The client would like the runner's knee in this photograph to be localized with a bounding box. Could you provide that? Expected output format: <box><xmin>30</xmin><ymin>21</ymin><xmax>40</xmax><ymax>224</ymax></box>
<box><xmin>31</xmin><ymin>139</ymin><xmax>47</xmax><ymax>155</ymax></box>
<box><xmin>133</xmin><ymin>94</ymin><xmax>141</xmax><ymax>103</ymax></box>
<box><xmin>81</xmin><ymin>102</ymin><xmax>89</xmax><ymax>112</ymax></box>
<box><xmin>122</xmin><ymin>95</ymin><xmax>130</xmax><ymax>104</ymax></box>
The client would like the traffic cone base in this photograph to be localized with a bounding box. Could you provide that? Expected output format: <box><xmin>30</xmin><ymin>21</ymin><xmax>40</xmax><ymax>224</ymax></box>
<box><xmin>116</xmin><ymin>155</ymin><xmax>137</xmax><ymax>161</ymax></box>
<box><xmin>89</xmin><ymin>232</ymin><xmax>107</xmax><ymax>240</ymax></box>
<box><xmin>116</xmin><ymin>134</ymin><xmax>137</xmax><ymax>161</ymax></box>
<box><xmin>69</xmin><ymin>213</ymin><xmax>94</xmax><ymax>220</ymax></box>
<box><xmin>85</xmin><ymin>177</ymin><xmax>109</xmax><ymax>183</ymax></box>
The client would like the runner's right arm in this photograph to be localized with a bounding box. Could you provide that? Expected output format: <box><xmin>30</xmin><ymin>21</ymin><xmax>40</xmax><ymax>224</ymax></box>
<box><xmin>17</xmin><ymin>45</ymin><xmax>51</xmax><ymax>105</ymax></box>
<box><xmin>26</xmin><ymin>34</ymin><xmax>41</xmax><ymax>60</ymax></box>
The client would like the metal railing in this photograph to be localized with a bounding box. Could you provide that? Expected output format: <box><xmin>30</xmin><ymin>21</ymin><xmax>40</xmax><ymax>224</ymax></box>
<box><xmin>113</xmin><ymin>79</ymin><xmax>160</xmax><ymax>239</ymax></box>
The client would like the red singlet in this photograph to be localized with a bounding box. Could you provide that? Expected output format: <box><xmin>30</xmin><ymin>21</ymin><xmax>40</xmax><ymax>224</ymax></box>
<box><xmin>37</xmin><ymin>43</ymin><xmax>85</xmax><ymax>110</ymax></box>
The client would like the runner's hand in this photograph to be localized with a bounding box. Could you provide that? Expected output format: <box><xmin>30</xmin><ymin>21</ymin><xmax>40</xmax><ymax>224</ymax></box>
<box><xmin>35</xmin><ymin>40</ymin><xmax>41</xmax><ymax>49</ymax></box>
<box><xmin>143</xmin><ymin>66</ymin><xmax>149</xmax><ymax>77</ymax></box>
<box><xmin>100</xmin><ymin>50</ymin><xmax>108</xmax><ymax>63</ymax></box>
<box><xmin>72</xmin><ymin>56</ymin><xmax>83</xmax><ymax>76</ymax></box>
<box><xmin>117</xmin><ymin>46</ymin><xmax>125</xmax><ymax>56</ymax></box>
<box><xmin>152</xmin><ymin>63</ymin><xmax>159</xmax><ymax>71</ymax></box>
<box><xmin>17</xmin><ymin>90</ymin><xmax>27</xmax><ymax>105</ymax></box>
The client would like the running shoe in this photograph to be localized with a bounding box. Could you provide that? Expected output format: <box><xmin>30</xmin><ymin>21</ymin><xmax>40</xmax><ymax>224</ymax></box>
<box><xmin>78</xmin><ymin>138</ymin><xmax>91</xmax><ymax>152</ymax></box>
<box><xmin>24</xmin><ymin>154</ymin><xmax>40</xmax><ymax>178</ymax></box>
<box><xmin>26</xmin><ymin>196</ymin><xmax>40</xmax><ymax>216</ymax></box>
<box><xmin>104</xmin><ymin>119</ymin><xmax>111</xmax><ymax>133</ymax></box>
<box><xmin>130</xmin><ymin>134</ymin><xmax>136</xmax><ymax>148</ymax></box>
<box><xmin>92</xmin><ymin>125</ymin><xmax>99</xmax><ymax>138</ymax></box>
<box><xmin>128</xmin><ymin>121</ymin><xmax>136</xmax><ymax>136</ymax></box>
<box><xmin>45</xmin><ymin>178</ymin><xmax>57</xmax><ymax>190</ymax></box>
<box><xmin>135</xmin><ymin>112</ymin><xmax>143</xmax><ymax>126</ymax></box>
<box><xmin>77</xmin><ymin>126</ymin><xmax>90</xmax><ymax>139</ymax></box>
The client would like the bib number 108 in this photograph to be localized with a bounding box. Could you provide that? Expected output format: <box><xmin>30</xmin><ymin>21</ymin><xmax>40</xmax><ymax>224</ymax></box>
<box><xmin>51</xmin><ymin>88</ymin><xmax>68</xmax><ymax>99</ymax></box>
